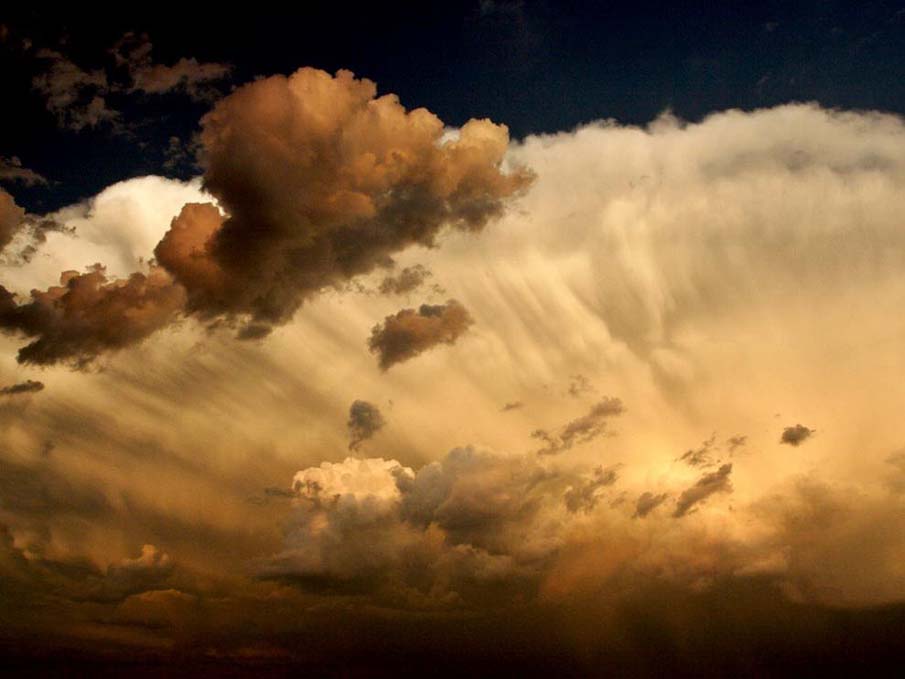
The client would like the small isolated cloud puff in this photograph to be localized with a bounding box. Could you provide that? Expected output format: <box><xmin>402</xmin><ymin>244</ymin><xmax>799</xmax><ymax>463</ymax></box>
<box><xmin>0</xmin><ymin>157</ymin><xmax>47</xmax><ymax>187</ymax></box>
<box><xmin>673</xmin><ymin>463</ymin><xmax>733</xmax><ymax>518</ymax></box>
<box><xmin>532</xmin><ymin>397</ymin><xmax>625</xmax><ymax>455</ymax></box>
<box><xmin>378</xmin><ymin>264</ymin><xmax>433</xmax><ymax>296</ymax></box>
<box><xmin>0</xmin><ymin>379</ymin><xmax>44</xmax><ymax>396</ymax></box>
<box><xmin>368</xmin><ymin>300</ymin><xmax>474</xmax><ymax>370</ymax></box>
<box><xmin>781</xmin><ymin>424</ymin><xmax>815</xmax><ymax>446</ymax></box>
<box><xmin>347</xmin><ymin>400</ymin><xmax>386</xmax><ymax>451</ymax></box>
<box><xmin>634</xmin><ymin>491</ymin><xmax>669</xmax><ymax>518</ymax></box>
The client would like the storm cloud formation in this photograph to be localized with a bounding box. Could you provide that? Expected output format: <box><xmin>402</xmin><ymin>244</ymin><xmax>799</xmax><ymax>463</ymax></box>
<box><xmin>0</xmin><ymin>68</ymin><xmax>527</xmax><ymax>365</ymax></box>
<box><xmin>347</xmin><ymin>399</ymin><xmax>386</xmax><ymax>450</ymax></box>
<box><xmin>368</xmin><ymin>300</ymin><xmax>474</xmax><ymax>369</ymax></box>
<box><xmin>157</xmin><ymin>67</ymin><xmax>531</xmax><ymax>329</ymax></box>
<box><xmin>0</xmin><ymin>188</ymin><xmax>26</xmax><ymax>253</ymax></box>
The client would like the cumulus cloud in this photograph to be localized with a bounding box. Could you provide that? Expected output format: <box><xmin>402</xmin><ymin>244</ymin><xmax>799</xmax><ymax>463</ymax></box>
<box><xmin>781</xmin><ymin>424</ymin><xmax>815</xmax><ymax>446</ymax></box>
<box><xmin>532</xmin><ymin>397</ymin><xmax>624</xmax><ymax>455</ymax></box>
<box><xmin>157</xmin><ymin>67</ymin><xmax>531</xmax><ymax>329</ymax></box>
<box><xmin>368</xmin><ymin>300</ymin><xmax>474</xmax><ymax>369</ymax></box>
<box><xmin>0</xmin><ymin>265</ymin><xmax>185</xmax><ymax>366</ymax></box>
<box><xmin>673</xmin><ymin>463</ymin><xmax>733</xmax><ymax>517</ymax></box>
<box><xmin>0</xmin><ymin>379</ymin><xmax>44</xmax><ymax>395</ymax></box>
<box><xmin>678</xmin><ymin>433</ymin><xmax>719</xmax><ymax>467</ymax></box>
<box><xmin>563</xmin><ymin>465</ymin><xmax>619</xmax><ymax>512</ymax></box>
<box><xmin>347</xmin><ymin>400</ymin><xmax>386</xmax><ymax>450</ymax></box>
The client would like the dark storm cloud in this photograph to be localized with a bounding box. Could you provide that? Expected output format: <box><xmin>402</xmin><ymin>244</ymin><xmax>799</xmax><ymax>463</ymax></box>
<box><xmin>0</xmin><ymin>379</ymin><xmax>44</xmax><ymax>395</ymax></box>
<box><xmin>367</xmin><ymin>300</ymin><xmax>474</xmax><ymax>370</ymax></box>
<box><xmin>378</xmin><ymin>264</ymin><xmax>433</xmax><ymax>295</ymax></box>
<box><xmin>780</xmin><ymin>424</ymin><xmax>815</xmax><ymax>446</ymax></box>
<box><xmin>347</xmin><ymin>400</ymin><xmax>386</xmax><ymax>451</ymax></box>
<box><xmin>633</xmin><ymin>491</ymin><xmax>668</xmax><ymax>518</ymax></box>
<box><xmin>156</xmin><ymin>68</ymin><xmax>532</xmax><ymax>330</ymax></box>
<box><xmin>0</xmin><ymin>265</ymin><xmax>185</xmax><ymax>366</ymax></box>
<box><xmin>532</xmin><ymin>397</ymin><xmax>625</xmax><ymax>455</ymax></box>
<box><xmin>673</xmin><ymin>463</ymin><xmax>733</xmax><ymax>518</ymax></box>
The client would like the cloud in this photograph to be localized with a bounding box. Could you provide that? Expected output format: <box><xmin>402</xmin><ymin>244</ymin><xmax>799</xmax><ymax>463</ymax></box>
<box><xmin>673</xmin><ymin>463</ymin><xmax>733</xmax><ymax>517</ymax></box>
<box><xmin>368</xmin><ymin>300</ymin><xmax>474</xmax><ymax>370</ymax></box>
<box><xmin>532</xmin><ymin>397</ymin><xmax>625</xmax><ymax>455</ymax></box>
<box><xmin>157</xmin><ymin>67</ymin><xmax>531</xmax><ymax>329</ymax></box>
<box><xmin>0</xmin><ymin>264</ymin><xmax>185</xmax><ymax>366</ymax></box>
<box><xmin>347</xmin><ymin>400</ymin><xmax>386</xmax><ymax>450</ymax></box>
<box><xmin>633</xmin><ymin>491</ymin><xmax>668</xmax><ymax>518</ymax></box>
<box><xmin>780</xmin><ymin>424</ymin><xmax>815</xmax><ymax>446</ymax></box>
<box><xmin>0</xmin><ymin>188</ymin><xmax>26</xmax><ymax>253</ymax></box>
<box><xmin>0</xmin><ymin>379</ymin><xmax>44</xmax><ymax>395</ymax></box>
<box><xmin>0</xmin><ymin>157</ymin><xmax>47</xmax><ymax>186</ymax></box>
<box><xmin>32</xmin><ymin>48</ymin><xmax>117</xmax><ymax>131</ymax></box>
<box><xmin>563</xmin><ymin>465</ymin><xmax>619</xmax><ymax>513</ymax></box>
<box><xmin>678</xmin><ymin>433</ymin><xmax>718</xmax><ymax>467</ymax></box>
<box><xmin>112</xmin><ymin>32</ymin><xmax>231</xmax><ymax>100</ymax></box>
<box><xmin>378</xmin><ymin>264</ymin><xmax>433</xmax><ymax>295</ymax></box>
<box><xmin>501</xmin><ymin>401</ymin><xmax>523</xmax><ymax>411</ymax></box>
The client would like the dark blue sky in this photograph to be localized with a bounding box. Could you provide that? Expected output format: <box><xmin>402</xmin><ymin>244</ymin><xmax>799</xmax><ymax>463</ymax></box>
<box><xmin>3</xmin><ymin>1</ymin><xmax>905</xmax><ymax>212</ymax></box>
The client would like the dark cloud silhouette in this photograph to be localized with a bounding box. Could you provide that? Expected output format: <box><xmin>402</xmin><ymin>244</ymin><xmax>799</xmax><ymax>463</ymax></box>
<box><xmin>673</xmin><ymin>463</ymin><xmax>733</xmax><ymax>517</ymax></box>
<box><xmin>532</xmin><ymin>397</ymin><xmax>625</xmax><ymax>455</ymax></box>
<box><xmin>567</xmin><ymin>373</ymin><xmax>592</xmax><ymax>398</ymax></box>
<box><xmin>32</xmin><ymin>49</ymin><xmax>118</xmax><ymax>131</ymax></box>
<box><xmin>563</xmin><ymin>465</ymin><xmax>619</xmax><ymax>513</ymax></box>
<box><xmin>112</xmin><ymin>32</ymin><xmax>231</xmax><ymax>100</ymax></box>
<box><xmin>378</xmin><ymin>264</ymin><xmax>433</xmax><ymax>295</ymax></box>
<box><xmin>0</xmin><ymin>379</ymin><xmax>44</xmax><ymax>395</ymax></box>
<box><xmin>501</xmin><ymin>401</ymin><xmax>523</xmax><ymax>411</ymax></box>
<box><xmin>157</xmin><ymin>68</ymin><xmax>531</xmax><ymax>331</ymax></box>
<box><xmin>368</xmin><ymin>300</ymin><xmax>474</xmax><ymax>370</ymax></box>
<box><xmin>0</xmin><ymin>157</ymin><xmax>46</xmax><ymax>186</ymax></box>
<box><xmin>634</xmin><ymin>491</ymin><xmax>669</xmax><ymax>518</ymax></box>
<box><xmin>347</xmin><ymin>400</ymin><xmax>386</xmax><ymax>451</ymax></box>
<box><xmin>780</xmin><ymin>424</ymin><xmax>815</xmax><ymax>446</ymax></box>
<box><xmin>726</xmin><ymin>435</ymin><xmax>748</xmax><ymax>452</ymax></box>
<box><xmin>0</xmin><ymin>265</ymin><xmax>185</xmax><ymax>366</ymax></box>
<box><xmin>678</xmin><ymin>433</ymin><xmax>718</xmax><ymax>467</ymax></box>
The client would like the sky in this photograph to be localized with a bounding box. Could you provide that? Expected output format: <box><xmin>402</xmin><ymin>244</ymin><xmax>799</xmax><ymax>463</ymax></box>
<box><xmin>1</xmin><ymin>3</ymin><xmax>905</xmax><ymax>676</ymax></box>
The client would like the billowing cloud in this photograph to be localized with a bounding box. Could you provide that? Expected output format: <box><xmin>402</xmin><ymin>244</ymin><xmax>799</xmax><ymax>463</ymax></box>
<box><xmin>0</xmin><ymin>379</ymin><xmax>44</xmax><ymax>395</ymax></box>
<box><xmin>532</xmin><ymin>397</ymin><xmax>624</xmax><ymax>455</ymax></box>
<box><xmin>347</xmin><ymin>400</ymin><xmax>386</xmax><ymax>451</ymax></box>
<box><xmin>157</xmin><ymin>68</ymin><xmax>531</xmax><ymax>328</ymax></box>
<box><xmin>673</xmin><ymin>463</ymin><xmax>733</xmax><ymax>517</ymax></box>
<box><xmin>781</xmin><ymin>423</ymin><xmax>815</xmax><ymax>446</ymax></box>
<box><xmin>0</xmin><ymin>265</ymin><xmax>185</xmax><ymax>366</ymax></box>
<box><xmin>368</xmin><ymin>300</ymin><xmax>474</xmax><ymax>370</ymax></box>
